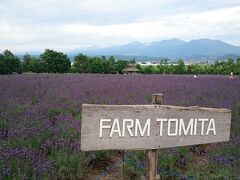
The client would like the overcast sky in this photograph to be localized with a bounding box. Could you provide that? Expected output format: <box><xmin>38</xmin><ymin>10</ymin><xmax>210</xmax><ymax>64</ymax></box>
<box><xmin>0</xmin><ymin>0</ymin><xmax>240</xmax><ymax>52</ymax></box>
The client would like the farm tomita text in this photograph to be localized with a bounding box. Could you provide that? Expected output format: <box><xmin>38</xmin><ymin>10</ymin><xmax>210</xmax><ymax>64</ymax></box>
<box><xmin>99</xmin><ymin>118</ymin><xmax>216</xmax><ymax>138</ymax></box>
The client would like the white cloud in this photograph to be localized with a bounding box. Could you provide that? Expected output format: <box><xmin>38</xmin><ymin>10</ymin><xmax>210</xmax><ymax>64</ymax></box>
<box><xmin>0</xmin><ymin>0</ymin><xmax>240</xmax><ymax>52</ymax></box>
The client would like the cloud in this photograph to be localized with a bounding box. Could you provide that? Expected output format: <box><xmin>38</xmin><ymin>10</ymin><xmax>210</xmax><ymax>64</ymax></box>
<box><xmin>0</xmin><ymin>0</ymin><xmax>240</xmax><ymax>52</ymax></box>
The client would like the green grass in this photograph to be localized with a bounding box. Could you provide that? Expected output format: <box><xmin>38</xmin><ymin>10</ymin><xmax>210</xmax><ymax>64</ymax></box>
<box><xmin>1</xmin><ymin>158</ymin><xmax>34</xmax><ymax>179</ymax></box>
<box><xmin>59</xmin><ymin>123</ymin><xmax>79</xmax><ymax>138</ymax></box>
<box><xmin>74</xmin><ymin>112</ymin><xmax>81</xmax><ymax>120</ymax></box>
<box><xmin>47</xmin><ymin>108</ymin><xmax>62</xmax><ymax>120</ymax></box>
<box><xmin>186</xmin><ymin>162</ymin><xmax>239</xmax><ymax>179</ymax></box>
<box><xmin>177</xmin><ymin>147</ymin><xmax>190</xmax><ymax>156</ymax></box>
<box><xmin>48</xmin><ymin>151</ymin><xmax>85</xmax><ymax>179</ymax></box>
<box><xmin>3</xmin><ymin>130</ymin><xmax>53</xmax><ymax>149</ymax></box>
<box><xmin>158</xmin><ymin>149</ymin><xmax>178</xmax><ymax>170</ymax></box>
<box><xmin>124</xmin><ymin>151</ymin><xmax>145</xmax><ymax>179</ymax></box>
<box><xmin>212</xmin><ymin>144</ymin><xmax>240</xmax><ymax>159</ymax></box>
<box><xmin>10</xmin><ymin>104</ymin><xmax>30</xmax><ymax>115</ymax></box>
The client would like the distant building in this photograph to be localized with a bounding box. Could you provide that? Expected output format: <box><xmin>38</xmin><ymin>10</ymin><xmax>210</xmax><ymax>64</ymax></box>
<box><xmin>137</xmin><ymin>61</ymin><xmax>160</xmax><ymax>66</ymax></box>
<box><xmin>123</xmin><ymin>64</ymin><xmax>140</xmax><ymax>74</ymax></box>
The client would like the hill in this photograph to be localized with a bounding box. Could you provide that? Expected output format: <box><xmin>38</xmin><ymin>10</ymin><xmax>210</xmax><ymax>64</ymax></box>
<box><xmin>70</xmin><ymin>38</ymin><xmax>240</xmax><ymax>61</ymax></box>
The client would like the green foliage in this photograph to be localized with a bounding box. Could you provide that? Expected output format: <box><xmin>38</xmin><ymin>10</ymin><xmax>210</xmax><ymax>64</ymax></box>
<box><xmin>47</xmin><ymin>108</ymin><xmax>62</xmax><ymax>120</ymax></box>
<box><xmin>232</xmin><ymin>102</ymin><xmax>240</xmax><ymax>123</ymax></box>
<box><xmin>135</xmin><ymin>64</ymin><xmax>142</xmax><ymax>72</ymax></box>
<box><xmin>115</xmin><ymin>60</ymin><xmax>128</xmax><ymax>74</ymax></box>
<box><xmin>73</xmin><ymin>54</ymin><xmax>118</xmax><ymax>74</ymax></box>
<box><xmin>3</xmin><ymin>130</ymin><xmax>53</xmax><ymax>149</ymax></box>
<box><xmin>0</xmin><ymin>50</ymin><xmax>21</xmax><ymax>74</ymax></box>
<box><xmin>69</xmin><ymin>66</ymin><xmax>77</xmax><ymax>73</ymax></box>
<box><xmin>186</xmin><ymin>161</ymin><xmax>239</xmax><ymax>179</ymax></box>
<box><xmin>2</xmin><ymin>48</ymin><xmax>240</xmax><ymax>75</ymax></box>
<box><xmin>156</xmin><ymin>59</ymin><xmax>171</xmax><ymax>74</ymax></box>
<box><xmin>22</xmin><ymin>53</ymin><xmax>31</xmax><ymax>72</ymax></box>
<box><xmin>48</xmin><ymin>151</ymin><xmax>85</xmax><ymax>179</ymax></box>
<box><xmin>0</xmin><ymin>118</ymin><xmax>9</xmax><ymax>131</ymax></box>
<box><xmin>187</xmin><ymin>64</ymin><xmax>206</xmax><ymax>74</ymax></box>
<box><xmin>1</xmin><ymin>158</ymin><xmax>36</xmax><ymax>179</ymax></box>
<box><xmin>145</xmin><ymin>57</ymin><xmax>240</xmax><ymax>75</ymax></box>
<box><xmin>95</xmin><ymin>151</ymin><xmax>113</xmax><ymax>162</ymax></box>
<box><xmin>143</xmin><ymin>65</ymin><xmax>155</xmax><ymax>74</ymax></box>
<box><xmin>174</xmin><ymin>59</ymin><xmax>186</xmax><ymax>74</ymax></box>
<box><xmin>88</xmin><ymin>57</ymin><xmax>105</xmax><ymax>73</ymax></box>
<box><xmin>206</xmin><ymin>59</ymin><xmax>240</xmax><ymax>75</ymax></box>
<box><xmin>211</xmin><ymin>162</ymin><xmax>239</xmax><ymax>178</ymax></box>
<box><xmin>73</xmin><ymin>54</ymin><xmax>89</xmax><ymax>73</ymax></box>
<box><xmin>124</xmin><ymin>151</ymin><xmax>145</xmax><ymax>179</ymax></box>
<box><xmin>29</xmin><ymin>57</ymin><xmax>47</xmax><ymax>73</ymax></box>
<box><xmin>21</xmin><ymin>53</ymin><xmax>48</xmax><ymax>73</ymax></box>
<box><xmin>158</xmin><ymin>149</ymin><xmax>178</xmax><ymax>170</ymax></box>
<box><xmin>103</xmin><ymin>56</ymin><xmax>116</xmax><ymax>73</ymax></box>
<box><xmin>40</xmin><ymin>49</ymin><xmax>71</xmax><ymax>73</ymax></box>
<box><xmin>129</xmin><ymin>58</ymin><xmax>136</xmax><ymax>65</ymax></box>
<box><xmin>177</xmin><ymin>147</ymin><xmax>190</xmax><ymax>156</ymax></box>
<box><xmin>212</xmin><ymin>144</ymin><xmax>240</xmax><ymax>159</ymax></box>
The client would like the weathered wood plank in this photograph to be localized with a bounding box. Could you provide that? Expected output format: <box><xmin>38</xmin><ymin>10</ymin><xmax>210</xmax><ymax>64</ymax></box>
<box><xmin>146</xmin><ymin>93</ymin><xmax>162</xmax><ymax>180</ymax></box>
<box><xmin>146</xmin><ymin>149</ymin><xmax>158</xmax><ymax>180</ymax></box>
<box><xmin>81</xmin><ymin>104</ymin><xmax>231</xmax><ymax>151</ymax></box>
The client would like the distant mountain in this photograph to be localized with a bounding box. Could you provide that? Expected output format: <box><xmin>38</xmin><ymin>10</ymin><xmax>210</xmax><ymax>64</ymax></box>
<box><xmin>69</xmin><ymin>38</ymin><xmax>240</xmax><ymax>60</ymax></box>
<box><xmin>218</xmin><ymin>54</ymin><xmax>240</xmax><ymax>60</ymax></box>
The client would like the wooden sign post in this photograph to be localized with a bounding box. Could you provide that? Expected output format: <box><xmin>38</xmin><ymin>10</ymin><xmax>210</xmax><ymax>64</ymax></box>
<box><xmin>146</xmin><ymin>93</ymin><xmax>163</xmax><ymax>180</ymax></box>
<box><xmin>81</xmin><ymin>94</ymin><xmax>231</xmax><ymax>179</ymax></box>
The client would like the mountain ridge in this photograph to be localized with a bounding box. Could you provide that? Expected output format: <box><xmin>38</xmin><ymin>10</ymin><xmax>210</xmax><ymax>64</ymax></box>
<box><xmin>70</xmin><ymin>38</ymin><xmax>240</xmax><ymax>60</ymax></box>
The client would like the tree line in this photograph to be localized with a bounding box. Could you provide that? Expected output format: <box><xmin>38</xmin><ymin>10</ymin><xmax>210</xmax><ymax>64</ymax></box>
<box><xmin>138</xmin><ymin>59</ymin><xmax>240</xmax><ymax>75</ymax></box>
<box><xmin>0</xmin><ymin>49</ymin><xmax>129</xmax><ymax>74</ymax></box>
<box><xmin>0</xmin><ymin>49</ymin><xmax>240</xmax><ymax>75</ymax></box>
<box><xmin>0</xmin><ymin>49</ymin><xmax>71</xmax><ymax>74</ymax></box>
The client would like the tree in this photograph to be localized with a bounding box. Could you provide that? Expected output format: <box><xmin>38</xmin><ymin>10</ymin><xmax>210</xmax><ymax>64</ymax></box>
<box><xmin>174</xmin><ymin>59</ymin><xmax>186</xmax><ymax>74</ymax></box>
<box><xmin>237</xmin><ymin>57</ymin><xmax>240</xmax><ymax>65</ymax></box>
<box><xmin>226</xmin><ymin>58</ymin><xmax>235</xmax><ymax>74</ymax></box>
<box><xmin>129</xmin><ymin>58</ymin><xmax>136</xmax><ymax>65</ymax></box>
<box><xmin>162</xmin><ymin>59</ymin><xmax>171</xmax><ymax>74</ymax></box>
<box><xmin>40</xmin><ymin>49</ymin><xmax>71</xmax><ymax>73</ymax></box>
<box><xmin>187</xmin><ymin>64</ymin><xmax>205</xmax><ymax>74</ymax></box>
<box><xmin>29</xmin><ymin>57</ymin><xmax>47</xmax><ymax>73</ymax></box>
<box><xmin>103</xmin><ymin>56</ymin><xmax>116</xmax><ymax>73</ymax></box>
<box><xmin>135</xmin><ymin>64</ymin><xmax>142</xmax><ymax>73</ymax></box>
<box><xmin>115</xmin><ymin>60</ymin><xmax>128</xmax><ymax>74</ymax></box>
<box><xmin>22</xmin><ymin>53</ymin><xmax>31</xmax><ymax>72</ymax></box>
<box><xmin>236</xmin><ymin>57</ymin><xmax>240</xmax><ymax>75</ymax></box>
<box><xmin>73</xmin><ymin>54</ymin><xmax>89</xmax><ymax>73</ymax></box>
<box><xmin>0</xmin><ymin>50</ymin><xmax>21</xmax><ymax>74</ymax></box>
<box><xmin>88</xmin><ymin>57</ymin><xmax>104</xmax><ymax>73</ymax></box>
<box><xmin>143</xmin><ymin>65</ymin><xmax>155</xmax><ymax>74</ymax></box>
<box><xmin>157</xmin><ymin>59</ymin><xmax>166</xmax><ymax>74</ymax></box>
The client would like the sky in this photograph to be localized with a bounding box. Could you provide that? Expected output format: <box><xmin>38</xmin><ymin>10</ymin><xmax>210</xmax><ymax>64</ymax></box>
<box><xmin>0</xmin><ymin>0</ymin><xmax>240</xmax><ymax>53</ymax></box>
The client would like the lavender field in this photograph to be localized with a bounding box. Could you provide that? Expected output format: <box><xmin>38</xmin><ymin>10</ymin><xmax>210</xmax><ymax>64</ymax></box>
<box><xmin>0</xmin><ymin>74</ymin><xmax>240</xmax><ymax>179</ymax></box>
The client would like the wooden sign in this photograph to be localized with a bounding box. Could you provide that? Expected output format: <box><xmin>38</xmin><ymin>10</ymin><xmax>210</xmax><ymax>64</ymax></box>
<box><xmin>81</xmin><ymin>104</ymin><xmax>231</xmax><ymax>151</ymax></box>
